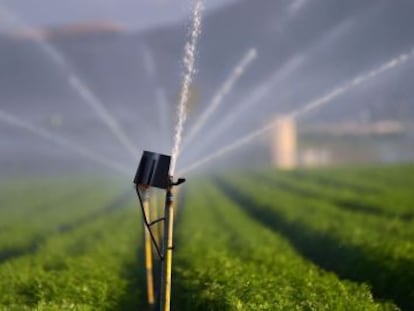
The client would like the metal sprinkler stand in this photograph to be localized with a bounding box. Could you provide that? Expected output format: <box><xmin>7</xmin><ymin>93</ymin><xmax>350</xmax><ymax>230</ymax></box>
<box><xmin>141</xmin><ymin>189</ymin><xmax>155</xmax><ymax>307</ymax></box>
<box><xmin>134</xmin><ymin>151</ymin><xmax>186</xmax><ymax>311</ymax></box>
<box><xmin>159</xmin><ymin>176</ymin><xmax>185</xmax><ymax>311</ymax></box>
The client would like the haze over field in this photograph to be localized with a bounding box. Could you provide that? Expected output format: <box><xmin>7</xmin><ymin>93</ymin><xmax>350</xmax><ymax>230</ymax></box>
<box><xmin>1</xmin><ymin>0</ymin><xmax>414</xmax><ymax>175</ymax></box>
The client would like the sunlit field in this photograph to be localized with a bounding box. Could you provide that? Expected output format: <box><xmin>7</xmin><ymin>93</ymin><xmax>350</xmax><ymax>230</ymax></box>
<box><xmin>0</xmin><ymin>165</ymin><xmax>412</xmax><ymax>310</ymax></box>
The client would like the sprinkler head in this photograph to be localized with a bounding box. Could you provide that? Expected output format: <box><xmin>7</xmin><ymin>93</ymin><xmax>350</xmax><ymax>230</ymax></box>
<box><xmin>172</xmin><ymin>178</ymin><xmax>186</xmax><ymax>186</ymax></box>
<box><xmin>134</xmin><ymin>151</ymin><xmax>171</xmax><ymax>190</ymax></box>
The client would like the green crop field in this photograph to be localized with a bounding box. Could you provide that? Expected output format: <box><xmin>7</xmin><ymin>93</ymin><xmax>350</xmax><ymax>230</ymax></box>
<box><xmin>0</xmin><ymin>165</ymin><xmax>413</xmax><ymax>310</ymax></box>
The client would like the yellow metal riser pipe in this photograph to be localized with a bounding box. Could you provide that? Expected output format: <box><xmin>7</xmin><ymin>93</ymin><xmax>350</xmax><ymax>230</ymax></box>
<box><xmin>160</xmin><ymin>188</ymin><xmax>175</xmax><ymax>311</ymax></box>
<box><xmin>143</xmin><ymin>199</ymin><xmax>155</xmax><ymax>308</ymax></box>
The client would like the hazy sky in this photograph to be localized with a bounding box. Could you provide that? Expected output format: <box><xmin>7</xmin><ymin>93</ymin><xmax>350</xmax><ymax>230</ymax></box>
<box><xmin>1</xmin><ymin>0</ymin><xmax>239</xmax><ymax>31</ymax></box>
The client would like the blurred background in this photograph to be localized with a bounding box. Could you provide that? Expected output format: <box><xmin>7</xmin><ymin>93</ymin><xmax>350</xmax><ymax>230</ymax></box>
<box><xmin>1</xmin><ymin>0</ymin><xmax>414</xmax><ymax>177</ymax></box>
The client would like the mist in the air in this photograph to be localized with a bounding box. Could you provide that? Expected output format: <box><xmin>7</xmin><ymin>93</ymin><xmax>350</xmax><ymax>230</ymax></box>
<box><xmin>1</xmin><ymin>0</ymin><xmax>414</xmax><ymax>178</ymax></box>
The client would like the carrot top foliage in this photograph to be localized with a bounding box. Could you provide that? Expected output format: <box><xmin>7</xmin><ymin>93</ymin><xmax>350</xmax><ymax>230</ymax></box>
<box><xmin>0</xmin><ymin>165</ymin><xmax>412</xmax><ymax>310</ymax></box>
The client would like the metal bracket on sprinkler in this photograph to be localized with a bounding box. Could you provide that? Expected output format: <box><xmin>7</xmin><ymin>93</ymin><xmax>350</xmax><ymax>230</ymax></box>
<box><xmin>133</xmin><ymin>151</ymin><xmax>185</xmax><ymax>260</ymax></box>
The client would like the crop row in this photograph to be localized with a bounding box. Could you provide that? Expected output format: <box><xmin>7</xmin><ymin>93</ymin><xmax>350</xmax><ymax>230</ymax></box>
<box><xmin>239</xmin><ymin>169</ymin><xmax>414</xmax><ymax>241</ymax></box>
<box><xmin>172</xmin><ymin>181</ymin><xmax>397</xmax><ymax>310</ymax></box>
<box><xmin>218</xmin><ymin>171</ymin><xmax>414</xmax><ymax>310</ymax></box>
<box><xmin>0</xmin><ymin>176</ymin><xmax>118</xmax><ymax>226</ymax></box>
<box><xmin>255</xmin><ymin>170</ymin><xmax>414</xmax><ymax>220</ymax></box>
<box><xmin>292</xmin><ymin>164</ymin><xmax>414</xmax><ymax>189</ymax></box>
<box><xmin>0</xmin><ymin>178</ymin><xmax>128</xmax><ymax>264</ymax></box>
<box><xmin>0</xmin><ymin>190</ymin><xmax>144</xmax><ymax>310</ymax></box>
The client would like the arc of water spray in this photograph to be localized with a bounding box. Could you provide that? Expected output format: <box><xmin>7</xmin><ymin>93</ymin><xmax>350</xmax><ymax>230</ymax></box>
<box><xmin>179</xmin><ymin>121</ymin><xmax>274</xmax><ymax>175</ymax></box>
<box><xmin>182</xmin><ymin>4</ymin><xmax>394</xmax><ymax>163</ymax></box>
<box><xmin>180</xmin><ymin>47</ymin><xmax>414</xmax><ymax>174</ymax></box>
<box><xmin>182</xmin><ymin>48</ymin><xmax>257</xmax><ymax>148</ymax></box>
<box><xmin>288</xmin><ymin>47</ymin><xmax>414</xmax><ymax>119</ymax></box>
<box><xmin>68</xmin><ymin>76</ymin><xmax>139</xmax><ymax>157</ymax></box>
<box><xmin>170</xmin><ymin>0</ymin><xmax>204</xmax><ymax>175</ymax></box>
<box><xmin>183</xmin><ymin>54</ymin><xmax>305</xmax><ymax>160</ymax></box>
<box><xmin>181</xmin><ymin>0</ymin><xmax>314</xmax><ymax>162</ymax></box>
<box><xmin>0</xmin><ymin>4</ymin><xmax>139</xmax><ymax>159</ymax></box>
<box><xmin>0</xmin><ymin>110</ymin><xmax>129</xmax><ymax>175</ymax></box>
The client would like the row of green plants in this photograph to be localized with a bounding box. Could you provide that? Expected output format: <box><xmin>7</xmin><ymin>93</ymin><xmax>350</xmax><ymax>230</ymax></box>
<box><xmin>256</xmin><ymin>169</ymin><xmax>414</xmax><ymax>219</ymax></box>
<box><xmin>219</xmin><ymin>167</ymin><xmax>414</xmax><ymax>310</ymax></box>
<box><xmin>0</xmin><ymin>182</ymin><xmax>144</xmax><ymax>310</ymax></box>
<box><xmin>0</xmin><ymin>177</ymin><xmax>116</xmax><ymax>227</ymax></box>
<box><xmin>310</xmin><ymin>166</ymin><xmax>412</xmax><ymax>214</ymax></box>
<box><xmin>235</xmin><ymin>172</ymin><xmax>414</xmax><ymax>242</ymax></box>
<box><xmin>290</xmin><ymin>165</ymin><xmax>414</xmax><ymax>204</ymax></box>
<box><xmin>0</xmin><ymin>179</ymin><xmax>125</xmax><ymax>264</ymax></box>
<box><xmin>172</xmin><ymin>181</ymin><xmax>397</xmax><ymax>310</ymax></box>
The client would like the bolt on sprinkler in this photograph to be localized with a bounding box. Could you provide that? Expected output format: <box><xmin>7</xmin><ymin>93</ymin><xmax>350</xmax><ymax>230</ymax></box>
<box><xmin>134</xmin><ymin>151</ymin><xmax>186</xmax><ymax>311</ymax></box>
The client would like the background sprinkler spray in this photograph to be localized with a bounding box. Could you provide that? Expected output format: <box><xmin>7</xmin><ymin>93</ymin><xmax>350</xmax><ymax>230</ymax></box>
<box><xmin>184</xmin><ymin>54</ymin><xmax>305</xmax><ymax>162</ymax></box>
<box><xmin>180</xmin><ymin>10</ymin><xmax>378</xmax><ymax>164</ymax></box>
<box><xmin>0</xmin><ymin>3</ymin><xmax>139</xmax><ymax>160</ymax></box>
<box><xmin>183</xmin><ymin>48</ymin><xmax>257</xmax><ymax>148</ymax></box>
<box><xmin>0</xmin><ymin>110</ymin><xmax>129</xmax><ymax>175</ymax></box>
<box><xmin>68</xmin><ymin>75</ymin><xmax>139</xmax><ymax>158</ymax></box>
<box><xmin>180</xmin><ymin>47</ymin><xmax>414</xmax><ymax>174</ymax></box>
<box><xmin>288</xmin><ymin>47</ymin><xmax>414</xmax><ymax>119</ymax></box>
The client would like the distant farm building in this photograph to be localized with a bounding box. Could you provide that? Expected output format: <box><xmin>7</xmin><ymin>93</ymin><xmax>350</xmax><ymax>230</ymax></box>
<box><xmin>269</xmin><ymin>119</ymin><xmax>410</xmax><ymax>169</ymax></box>
<box><xmin>271</xmin><ymin>116</ymin><xmax>297</xmax><ymax>169</ymax></box>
